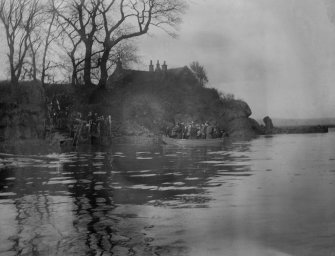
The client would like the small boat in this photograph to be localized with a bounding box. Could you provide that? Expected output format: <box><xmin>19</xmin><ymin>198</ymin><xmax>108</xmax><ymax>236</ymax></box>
<box><xmin>162</xmin><ymin>136</ymin><xmax>224</xmax><ymax>146</ymax></box>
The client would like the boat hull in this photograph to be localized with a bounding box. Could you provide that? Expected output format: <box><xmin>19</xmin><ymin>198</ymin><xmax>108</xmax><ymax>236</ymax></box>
<box><xmin>162</xmin><ymin>136</ymin><xmax>223</xmax><ymax>146</ymax></box>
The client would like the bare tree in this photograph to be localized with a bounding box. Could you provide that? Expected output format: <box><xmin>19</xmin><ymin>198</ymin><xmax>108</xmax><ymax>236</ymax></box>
<box><xmin>97</xmin><ymin>0</ymin><xmax>186</xmax><ymax>88</ymax></box>
<box><xmin>53</xmin><ymin>0</ymin><xmax>103</xmax><ymax>86</ymax></box>
<box><xmin>91</xmin><ymin>40</ymin><xmax>139</xmax><ymax>82</ymax></box>
<box><xmin>0</xmin><ymin>0</ymin><xmax>41</xmax><ymax>86</ymax></box>
<box><xmin>41</xmin><ymin>2</ymin><xmax>62</xmax><ymax>86</ymax></box>
<box><xmin>109</xmin><ymin>42</ymin><xmax>139</xmax><ymax>70</ymax></box>
<box><xmin>56</xmin><ymin>15</ymin><xmax>85</xmax><ymax>86</ymax></box>
<box><xmin>21</xmin><ymin>1</ymin><xmax>63</xmax><ymax>85</ymax></box>
<box><xmin>62</xmin><ymin>33</ymin><xmax>84</xmax><ymax>86</ymax></box>
<box><xmin>52</xmin><ymin>0</ymin><xmax>186</xmax><ymax>87</ymax></box>
<box><xmin>190</xmin><ymin>61</ymin><xmax>208</xmax><ymax>87</ymax></box>
<box><xmin>50</xmin><ymin>0</ymin><xmax>186</xmax><ymax>88</ymax></box>
<box><xmin>26</xmin><ymin>20</ymin><xmax>44</xmax><ymax>81</ymax></box>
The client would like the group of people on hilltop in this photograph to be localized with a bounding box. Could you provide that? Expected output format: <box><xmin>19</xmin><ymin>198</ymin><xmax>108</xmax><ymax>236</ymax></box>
<box><xmin>165</xmin><ymin>121</ymin><xmax>226</xmax><ymax>139</ymax></box>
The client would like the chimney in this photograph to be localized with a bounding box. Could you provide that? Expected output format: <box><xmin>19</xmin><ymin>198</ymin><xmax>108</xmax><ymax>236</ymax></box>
<box><xmin>155</xmin><ymin>60</ymin><xmax>161</xmax><ymax>72</ymax></box>
<box><xmin>162</xmin><ymin>61</ymin><xmax>167</xmax><ymax>72</ymax></box>
<box><xmin>149</xmin><ymin>60</ymin><xmax>154</xmax><ymax>72</ymax></box>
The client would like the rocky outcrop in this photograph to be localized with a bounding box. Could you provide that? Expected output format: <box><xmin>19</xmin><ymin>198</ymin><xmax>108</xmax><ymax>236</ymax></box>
<box><xmin>226</xmin><ymin>118</ymin><xmax>257</xmax><ymax>139</ymax></box>
<box><xmin>263</xmin><ymin>116</ymin><xmax>274</xmax><ymax>134</ymax></box>
<box><xmin>221</xmin><ymin>99</ymin><xmax>258</xmax><ymax>139</ymax></box>
<box><xmin>223</xmin><ymin>100</ymin><xmax>252</xmax><ymax>121</ymax></box>
<box><xmin>222</xmin><ymin>100</ymin><xmax>263</xmax><ymax>139</ymax></box>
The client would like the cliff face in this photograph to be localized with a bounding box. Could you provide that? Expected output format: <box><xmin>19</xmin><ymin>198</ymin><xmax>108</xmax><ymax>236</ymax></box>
<box><xmin>0</xmin><ymin>81</ymin><xmax>47</xmax><ymax>141</ymax></box>
<box><xmin>90</xmin><ymin>68</ymin><xmax>262</xmax><ymax>139</ymax></box>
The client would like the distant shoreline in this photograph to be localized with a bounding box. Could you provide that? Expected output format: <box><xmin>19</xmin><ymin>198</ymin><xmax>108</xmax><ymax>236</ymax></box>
<box><xmin>271</xmin><ymin>125</ymin><xmax>328</xmax><ymax>134</ymax></box>
<box><xmin>260</xmin><ymin>118</ymin><xmax>335</xmax><ymax>127</ymax></box>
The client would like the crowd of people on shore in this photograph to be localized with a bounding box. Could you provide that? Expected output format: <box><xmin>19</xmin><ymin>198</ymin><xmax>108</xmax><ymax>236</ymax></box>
<box><xmin>47</xmin><ymin>97</ymin><xmax>112</xmax><ymax>145</ymax></box>
<box><xmin>47</xmin><ymin>96</ymin><xmax>70</xmax><ymax>129</ymax></box>
<box><xmin>165</xmin><ymin>121</ymin><xmax>226</xmax><ymax>139</ymax></box>
<box><xmin>47</xmin><ymin>96</ymin><xmax>226</xmax><ymax>143</ymax></box>
<box><xmin>70</xmin><ymin>112</ymin><xmax>112</xmax><ymax>144</ymax></box>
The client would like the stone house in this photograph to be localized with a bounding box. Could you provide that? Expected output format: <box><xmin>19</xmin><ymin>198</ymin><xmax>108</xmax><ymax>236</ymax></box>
<box><xmin>106</xmin><ymin>59</ymin><xmax>197</xmax><ymax>89</ymax></box>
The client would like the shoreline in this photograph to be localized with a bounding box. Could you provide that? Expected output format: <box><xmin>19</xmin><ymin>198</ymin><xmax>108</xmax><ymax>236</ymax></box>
<box><xmin>0</xmin><ymin>126</ymin><xmax>330</xmax><ymax>155</ymax></box>
<box><xmin>271</xmin><ymin>125</ymin><xmax>328</xmax><ymax>134</ymax></box>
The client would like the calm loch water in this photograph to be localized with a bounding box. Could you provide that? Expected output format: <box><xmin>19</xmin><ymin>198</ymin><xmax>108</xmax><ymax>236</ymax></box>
<box><xmin>1</xmin><ymin>133</ymin><xmax>335</xmax><ymax>256</ymax></box>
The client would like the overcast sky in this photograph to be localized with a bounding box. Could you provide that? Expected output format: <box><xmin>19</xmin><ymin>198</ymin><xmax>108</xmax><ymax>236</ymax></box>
<box><xmin>1</xmin><ymin>0</ymin><xmax>335</xmax><ymax>119</ymax></box>
<box><xmin>135</xmin><ymin>0</ymin><xmax>335</xmax><ymax>119</ymax></box>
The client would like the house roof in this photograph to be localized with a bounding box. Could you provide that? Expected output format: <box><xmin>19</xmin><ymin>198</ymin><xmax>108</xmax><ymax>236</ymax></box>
<box><xmin>107</xmin><ymin>65</ymin><xmax>197</xmax><ymax>89</ymax></box>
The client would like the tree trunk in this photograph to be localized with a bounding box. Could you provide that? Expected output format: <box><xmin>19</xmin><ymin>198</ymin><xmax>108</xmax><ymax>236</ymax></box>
<box><xmin>32</xmin><ymin>54</ymin><xmax>37</xmax><ymax>81</ymax></box>
<box><xmin>71</xmin><ymin>68</ymin><xmax>77</xmax><ymax>86</ymax></box>
<box><xmin>11</xmin><ymin>73</ymin><xmax>19</xmax><ymax>86</ymax></box>
<box><xmin>10</xmin><ymin>68</ymin><xmax>19</xmax><ymax>99</ymax></box>
<box><xmin>41</xmin><ymin>12</ymin><xmax>55</xmax><ymax>87</ymax></box>
<box><xmin>28</xmin><ymin>35</ymin><xmax>38</xmax><ymax>81</ymax></box>
<box><xmin>8</xmin><ymin>47</ymin><xmax>18</xmax><ymax>86</ymax></box>
<box><xmin>10</xmin><ymin>65</ymin><xmax>19</xmax><ymax>86</ymax></box>
<box><xmin>41</xmin><ymin>69</ymin><xmax>46</xmax><ymax>86</ymax></box>
<box><xmin>83</xmin><ymin>42</ymin><xmax>92</xmax><ymax>86</ymax></box>
<box><xmin>98</xmin><ymin>48</ymin><xmax>110</xmax><ymax>89</ymax></box>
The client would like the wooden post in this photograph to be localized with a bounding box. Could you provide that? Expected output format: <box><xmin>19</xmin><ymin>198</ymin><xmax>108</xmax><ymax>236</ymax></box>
<box><xmin>97</xmin><ymin>122</ymin><xmax>101</xmax><ymax>144</ymax></box>
<box><xmin>108</xmin><ymin>115</ymin><xmax>112</xmax><ymax>137</ymax></box>
<box><xmin>73</xmin><ymin>122</ymin><xmax>83</xmax><ymax>146</ymax></box>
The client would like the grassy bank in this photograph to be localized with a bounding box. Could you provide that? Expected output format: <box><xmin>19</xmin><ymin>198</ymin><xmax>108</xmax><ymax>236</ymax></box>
<box><xmin>0</xmin><ymin>81</ymin><xmax>47</xmax><ymax>141</ymax></box>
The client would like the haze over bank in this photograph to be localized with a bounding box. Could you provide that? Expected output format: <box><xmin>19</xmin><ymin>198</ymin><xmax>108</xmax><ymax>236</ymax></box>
<box><xmin>136</xmin><ymin>0</ymin><xmax>335</xmax><ymax>120</ymax></box>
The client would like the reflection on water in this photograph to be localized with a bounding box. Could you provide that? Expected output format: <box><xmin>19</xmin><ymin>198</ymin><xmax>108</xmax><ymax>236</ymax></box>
<box><xmin>1</xmin><ymin>134</ymin><xmax>335</xmax><ymax>255</ymax></box>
